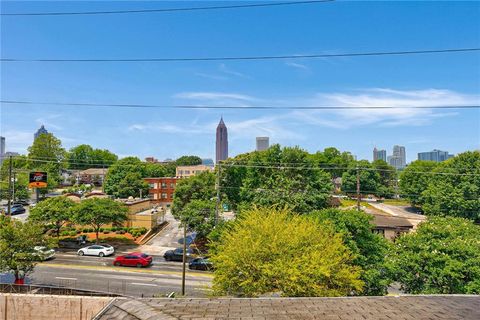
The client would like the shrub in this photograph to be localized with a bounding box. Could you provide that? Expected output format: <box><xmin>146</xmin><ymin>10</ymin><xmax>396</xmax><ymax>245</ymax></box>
<box><xmin>60</xmin><ymin>231</ymin><xmax>70</xmax><ymax>236</ymax></box>
<box><xmin>76</xmin><ymin>230</ymin><xmax>82</xmax><ymax>234</ymax></box>
<box><xmin>110</xmin><ymin>226</ymin><xmax>117</xmax><ymax>232</ymax></box>
<box><xmin>82</xmin><ymin>228</ymin><xmax>89</xmax><ymax>233</ymax></box>
<box><xmin>69</xmin><ymin>231</ymin><xmax>77</xmax><ymax>236</ymax></box>
<box><xmin>99</xmin><ymin>228</ymin><xmax>104</xmax><ymax>232</ymax></box>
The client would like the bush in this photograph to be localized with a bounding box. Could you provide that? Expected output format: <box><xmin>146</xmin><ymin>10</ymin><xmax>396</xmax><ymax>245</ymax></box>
<box><xmin>60</xmin><ymin>231</ymin><xmax>70</xmax><ymax>236</ymax></box>
<box><xmin>76</xmin><ymin>230</ymin><xmax>82</xmax><ymax>234</ymax></box>
<box><xmin>69</xmin><ymin>231</ymin><xmax>77</xmax><ymax>236</ymax></box>
<box><xmin>99</xmin><ymin>228</ymin><xmax>104</xmax><ymax>232</ymax></box>
<box><xmin>110</xmin><ymin>226</ymin><xmax>117</xmax><ymax>232</ymax></box>
<box><xmin>82</xmin><ymin>228</ymin><xmax>89</xmax><ymax>233</ymax></box>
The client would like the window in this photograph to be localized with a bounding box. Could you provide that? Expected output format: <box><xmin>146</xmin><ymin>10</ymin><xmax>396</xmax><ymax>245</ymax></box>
<box><xmin>153</xmin><ymin>194</ymin><xmax>158</xmax><ymax>200</ymax></box>
<box><xmin>148</xmin><ymin>194</ymin><xmax>154</xmax><ymax>199</ymax></box>
<box><xmin>185</xmin><ymin>170</ymin><xmax>190</xmax><ymax>175</ymax></box>
<box><xmin>161</xmin><ymin>193</ymin><xmax>167</xmax><ymax>199</ymax></box>
<box><xmin>178</xmin><ymin>170</ymin><xmax>183</xmax><ymax>175</ymax></box>
<box><xmin>170</xmin><ymin>193</ymin><xmax>174</xmax><ymax>199</ymax></box>
<box><xmin>170</xmin><ymin>183</ymin><xmax>174</xmax><ymax>188</ymax></box>
<box><xmin>161</xmin><ymin>182</ymin><xmax>167</xmax><ymax>188</ymax></box>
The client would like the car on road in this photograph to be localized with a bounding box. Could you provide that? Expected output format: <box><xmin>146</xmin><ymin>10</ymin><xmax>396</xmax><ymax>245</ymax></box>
<box><xmin>164</xmin><ymin>248</ymin><xmax>194</xmax><ymax>262</ymax></box>
<box><xmin>113</xmin><ymin>252</ymin><xmax>153</xmax><ymax>268</ymax></box>
<box><xmin>10</xmin><ymin>204</ymin><xmax>26</xmax><ymax>215</ymax></box>
<box><xmin>77</xmin><ymin>244</ymin><xmax>114</xmax><ymax>257</ymax></box>
<box><xmin>33</xmin><ymin>246</ymin><xmax>56</xmax><ymax>261</ymax></box>
<box><xmin>188</xmin><ymin>257</ymin><xmax>213</xmax><ymax>271</ymax></box>
<box><xmin>13</xmin><ymin>200</ymin><xmax>30</xmax><ymax>206</ymax></box>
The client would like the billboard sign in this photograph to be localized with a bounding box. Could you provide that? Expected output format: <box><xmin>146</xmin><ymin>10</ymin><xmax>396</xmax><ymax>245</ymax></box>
<box><xmin>29</xmin><ymin>171</ymin><xmax>48</xmax><ymax>188</ymax></box>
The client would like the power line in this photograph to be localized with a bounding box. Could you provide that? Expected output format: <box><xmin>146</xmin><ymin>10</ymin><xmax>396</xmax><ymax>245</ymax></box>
<box><xmin>1</xmin><ymin>48</ymin><xmax>479</xmax><ymax>63</ymax></box>
<box><xmin>1</xmin><ymin>100</ymin><xmax>479</xmax><ymax>110</ymax></box>
<box><xmin>1</xmin><ymin>1</ymin><xmax>334</xmax><ymax>16</ymax></box>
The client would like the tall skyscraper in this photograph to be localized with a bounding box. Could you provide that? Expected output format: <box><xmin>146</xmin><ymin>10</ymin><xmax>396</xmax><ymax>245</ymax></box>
<box><xmin>418</xmin><ymin>149</ymin><xmax>453</xmax><ymax>162</ymax></box>
<box><xmin>256</xmin><ymin>137</ymin><xmax>269</xmax><ymax>151</ymax></box>
<box><xmin>388</xmin><ymin>145</ymin><xmax>406</xmax><ymax>169</ymax></box>
<box><xmin>373</xmin><ymin>147</ymin><xmax>387</xmax><ymax>162</ymax></box>
<box><xmin>0</xmin><ymin>136</ymin><xmax>5</xmax><ymax>157</ymax></box>
<box><xmin>34</xmin><ymin>125</ymin><xmax>49</xmax><ymax>140</ymax></box>
<box><xmin>216</xmin><ymin>117</ymin><xmax>228</xmax><ymax>163</ymax></box>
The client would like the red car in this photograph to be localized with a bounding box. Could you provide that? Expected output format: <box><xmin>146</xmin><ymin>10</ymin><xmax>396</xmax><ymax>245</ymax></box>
<box><xmin>113</xmin><ymin>252</ymin><xmax>153</xmax><ymax>268</ymax></box>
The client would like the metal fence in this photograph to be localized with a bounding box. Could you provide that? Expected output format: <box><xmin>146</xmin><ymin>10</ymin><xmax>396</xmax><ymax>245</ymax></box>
<box><xmin>0</xmin><ymin>283</ymin><xmax>125</xmax><ymax>297</ymax></box>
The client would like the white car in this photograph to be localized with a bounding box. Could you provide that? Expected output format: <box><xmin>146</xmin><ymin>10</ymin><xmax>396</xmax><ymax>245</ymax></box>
<box><xmin>34</xmin><ymin>246</ymin><xmax>56</xmax><ymax>261</ymax></box>
<box><xmin>77</xmin><ymin>244</ymin><xmax>114</xmax><ymax>257</ymax></box>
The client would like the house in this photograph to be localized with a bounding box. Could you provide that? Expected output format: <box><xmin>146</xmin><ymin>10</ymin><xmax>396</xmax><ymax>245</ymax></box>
<box><xmin>76</xmin><ymin>168</ymin><xmax>108</xmax><ymax>185</ymax></box>
<box><xmin>369</xmin><ymin>213</ymin><xmax>414</xmax><ymax>240</ymax></box>
<box><xmin>176</xmin><ymin>165</ymin><xmax>213</xmax><ymax>178</ymax></box>
<box><xmin>144</xmin><ymin>177</ymin><xmax>179</xmax><ymax>210</ymax></box>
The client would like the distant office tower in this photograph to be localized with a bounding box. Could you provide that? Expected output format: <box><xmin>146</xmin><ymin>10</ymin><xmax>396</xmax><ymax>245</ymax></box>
<box><xmin>0</xmin><ymin>136</ymin><xmax>5</xmax><ymax>157</ymax></box>
<box><xmin>216</xmin><ymin>117</ymin><xmax>228</xmax><ymax>163</ymax></box>
<box><xmin>418</xmin><ymin>149</ymin><xmax>453</xmax><ymax>162</ymax></box>
<box><xmin>388</xmin><ymin>145</ymin><xmax>406</xmax><ymax>169</ymax></box>
<box><xmin>373</xmin><ymin>147</ymin><xmax>387</xmax><ymax>162</ymax></box>
<box><xmin>256</xmin><ymin>137</ymin><xmax>269</xmax><ymax>151</ymax></box>
<box><xmin>34</xmin><ymin>125</ymin><xmax>49</xmax><ymax>140</ymax></box>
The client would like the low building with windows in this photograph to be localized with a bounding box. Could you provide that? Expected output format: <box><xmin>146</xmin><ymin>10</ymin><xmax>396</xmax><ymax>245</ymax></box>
<box><xmin>176</xmin><ymin>165</ymin><xmax>213</xmax><ymax>178</ymax></box>
<box><xmin>144</xmin><ymin>177</ymin><xmax>179</xmax><ymax>209</ymax></box>
<box><xmin>76</xmin><ymin>168</ymin><xmax>108</xmax><ymax>185</ymax></box>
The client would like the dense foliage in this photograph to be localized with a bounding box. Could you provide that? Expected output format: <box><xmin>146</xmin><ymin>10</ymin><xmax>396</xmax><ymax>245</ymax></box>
<box><xmin>0</xmin><ymin>216</ymin><xmax>52</xmax><ymax>281</ymax></box>
<box><xmin>390</xmin><ymin>216</ymin><xmax>480</xmax><ymax>294</ymax></box>
<box><xmin>399</xmin><ymin>160</ymin><xmax>439</xmax><ymax>206</ymax></box>
<box><xmin>178</xmin><ymin>199</ymin><xmax>217</xmax><ymax>238</ymax></box>
<box><xmin>342</xmin><ymin>160</ymin><xmax>395</xmax><ymax>198</ymax></box>
<box><xmin>103</xmin><ymin>157</ymin><xmax>150</xmax><ymax>198</ymax></box>
<box><xmin>29</xmin><ymin>196</ymin><xmax>77</xmax><ymax>237</ymax></box>
<box><xmin>310</xmin><ymin>209</ymin><xmax>392</xmax><ymax>295</ymax></box>
<box><xmin>422</xmin><ymin>151</ymin><xmax>480</xmax><ymax>221</ymax></box>
<box><xmin>73</xmin><ymin>198</ymin><xmax>128</xmax><ymax>242</ymax></box>
<box><xmin>210</xmin><ymin>207</ymin><xmax>363</xmax><ymax>297</ymax></box>
<box><xmin>175</xmin><ymin>155</ymin><xmax>202</xmax><ymax>166</ymax></box>
<box><xmin>221</xmin><ymin>145</ymin><xmax>333</xmax><ymax>214</ymax></box>
<box><xmin>67</xmin><ymin>144</ymin><xmax>118</xmax><ymax>170</ymax></box>
<box><xmin>172</xmin><ymin>171</ymin><xmax>216</xmax><ymax>217</ymax></box>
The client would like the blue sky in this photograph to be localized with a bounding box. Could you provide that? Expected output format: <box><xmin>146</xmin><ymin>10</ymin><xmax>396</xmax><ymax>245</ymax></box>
<box><xmin>1</xmin><ymin>1</ymin><xmax>479</xmax><ymax>162</ymax></box>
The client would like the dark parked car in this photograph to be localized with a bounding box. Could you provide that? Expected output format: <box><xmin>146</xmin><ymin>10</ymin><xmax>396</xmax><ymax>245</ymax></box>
<box><xmin>164</xmin><ymin>248</ymin><xmax>194</xmax><ymax>262</ymax></box>
<box><xmin>13</xmin><ymin>200</ymin><xmax>30</xmax><ymax>206</ymax></box>
<box><xmin>114</xmin><ymin>252</ymin><xmax>153</xmax><ymax>268</ymax></box>
<box><xmin>10</xmin><ymin>204</ymin><xmax>26</xmax><ymax>215</ymax></box>
<box><xmin>188</xmin><ymin>257</ymin><xmax>213</xmax><ymax>271</ymax></box>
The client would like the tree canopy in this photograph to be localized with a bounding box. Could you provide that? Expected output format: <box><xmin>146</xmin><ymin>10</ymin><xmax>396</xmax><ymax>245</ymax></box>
<box><xmin>421</xmin><ymin>151</ymin><xmax>480</xmax><ymax>221</ymax></box>
<box><xmin>210</xmin><ymin>207</ymin><xmax>363</xmax><ymax>297</ymax></box>
<box><xmin>390</xmin><ymin>216</ymin><xmax>480</xmax><ymax>294</ymax></box>
<box><xmin>178</xmin><ymin>199</ymin><xmax>217</xmax><ymax>238</ymax></box>
<box><xmin>73</xmin><ymin>198</ymin><xmax>128</xmax><ymax>242</ymax></box>
<box><xmin>341</xmin><ymin>160</ymin><xmax>392</xmax><ymax>198</ymax></box>
<box><xmin>221</xmin><ymin>145</ymin><xmax>333</xmax><ymax>214</ymax></box>
<box><xmin>399</xmin><ymin>160</ymin><xmax>439</xmax><ymax>206</ymax></box>
<box><xmin>0</xmin><ymin>216</ymin><xmax>52</xmax><ymax>282</ymax></box>
<box><xmin>310</xmin><ymin>209</ymin><xmax>392</xmax><ymax>295</ymax></box>
<box><xmin>29</xmin><ymin>196</ymin><xmax>76</xmax><ymax>237</ymax></box>
<box><xmin>67</xmin><ymin>144</ymin><xmax>118</xmax><ymax>170</ymax></box>
<box><xmin>172</xmin><ymin>171</ymin><xmax>216</xmax><ymax>218</ymax></box>
<box><xmin>175</xmin><ymin>155</ymin><xmax>202</xmax><ymax>166</ymax></box>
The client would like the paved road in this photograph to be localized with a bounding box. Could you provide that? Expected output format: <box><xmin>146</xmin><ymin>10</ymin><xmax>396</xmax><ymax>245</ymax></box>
<box><xmin>138</xmin><ymin>211</ymin><xmax>184</xmax><ymax>255</ymax></box>
<box><xmin>30</xmin><ymin>263</ymin><xmax>212</xmax><ymax>298</ymax></box>
<box><xmin>369</xmin><ymin>202</ymin><xmax>426</xmax><ymax>228</ymax></box>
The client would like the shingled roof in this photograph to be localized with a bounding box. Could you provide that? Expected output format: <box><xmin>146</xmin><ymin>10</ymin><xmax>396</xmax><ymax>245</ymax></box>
<box><xmin>96</xmin><ymin>295</ymin><xmax>480</xmax><ymax>320</ymax></box>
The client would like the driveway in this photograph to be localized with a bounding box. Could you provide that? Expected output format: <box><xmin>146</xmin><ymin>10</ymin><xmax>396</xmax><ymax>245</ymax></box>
<box><xmin>369</xmin><ymin>202</ymin><xmax>426</xmax><ymax>228</ymax></box>
<box><xmin>138</xmin><ymin>211</ymin><xmax>183</xmax><ymax>255</ymax></box>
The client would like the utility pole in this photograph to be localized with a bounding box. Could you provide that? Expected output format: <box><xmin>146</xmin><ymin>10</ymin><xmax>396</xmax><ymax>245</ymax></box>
<box><xmin>181</xmin><ymin>221</ymin><xmax>187</xmax><ymax>296</ymax></box>
<box><xmin>7</xmin><ymin>156</ymin><xmax>12</xmax><ymax>215</ymax></box>
<box><xmin>356</xmin><ymin>165</ymin><xmax>361</xmax><ymax>211</ymax></box>
<box><xmin>215</xmin><ymin>162</ymin><xmax>221</xmax><ymax>225</ymax></box>
<box><xmin>12</xmin><ymin>171</ymin><xmax>16</xmax><ymax>203</ymax></box>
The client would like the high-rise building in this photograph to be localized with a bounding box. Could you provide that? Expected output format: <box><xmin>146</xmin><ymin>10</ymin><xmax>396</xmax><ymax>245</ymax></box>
<box><xmin>0</xmin><ymin>136</ymin><xmax>5</xmax><ymax>157</ymax></box>
<box><xmin>256</xmin><ymin>137</ymin><xmax>269</xmax><ymax>151</ymax></box>
<box><xmin>388</xmin><ymin>145</ymin><xmax>406</xmax><ymax>169</ymax></box>
<box><xmin>216</xmin><ymin>117</ymin><xmax>228</xmax><ymax>163</ymax></box>
<box><xmin>373</xmin><ymin>147</ymin><xmax>387</xmax><ymax>162</ymax></box>
<box><xmin>418</xmin><ymin>149</ymin><xmax>453</xmax><ymax>162</ymax></box>
<box><xmin>34</xmin><ymin>125</ymin><xmax>49</xmax><ymax>140</ymax></box>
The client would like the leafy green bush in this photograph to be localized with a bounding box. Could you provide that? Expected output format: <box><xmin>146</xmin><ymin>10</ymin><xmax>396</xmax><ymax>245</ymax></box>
<box><xmin>69</xmin><ymin>231</ymin><xmax>77</xmax><ymax>236</ymax></box>
<box><xmin>99</xmin><ymin>227</ymin><xmax>104</xmax><ymax>232</ymax></box>
<box><xmin>60</xmin><ymin>231</ymin><xmax>70</xmax><ymax>236</ymax></box>
<box><xmin>76</xmin><ymin>230</ymin><xmax>82</xmax><ymax>234</ymax></box>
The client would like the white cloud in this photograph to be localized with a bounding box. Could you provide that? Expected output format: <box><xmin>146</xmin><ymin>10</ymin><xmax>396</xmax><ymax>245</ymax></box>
<box><xmin>194</xmin><ymin>72</ymin><xmax>228</xmax><ymax>81</ymax></box>
<box><xmin>174</xmin><ymin>91</ymin><xmax>257</xmax><ymax>106</ymax></box>
<box><xmin>35</xmin><ymin>114</ymin><xmax>63</xmax><ymax>130</ymax></box>
<box><xmin>218</xmin><ymin>63</ymin><xmax>249</xmax><ymax>78</ymax></box>
<box><xmin>285</xmin><ymin>61</ymin><xmax>309</xmax><ymax>71</ymax></box>
<box><xmin>1</xmin><ymin>130</ymin><xmax>32</xmax><ymax>153</ymax></box>
<box><xmin>227</xmin><ymin>115</ymin><xmax>303</xmax><ymax>141</ymax></box>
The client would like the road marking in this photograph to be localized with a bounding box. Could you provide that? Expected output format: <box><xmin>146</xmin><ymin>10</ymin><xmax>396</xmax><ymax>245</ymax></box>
<box><xmin>55</xmin><ymin>277</ymin><xmax>77</xmax><ymax>281</ymax></box>
<box><xmin>131</xmin><ymin>282</ymin><xmax>157</xmax><ymax>287</ymax></box>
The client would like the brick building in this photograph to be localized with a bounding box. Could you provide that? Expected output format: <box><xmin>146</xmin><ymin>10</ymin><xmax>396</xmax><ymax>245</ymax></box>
<box><xmin>144</xmin><ymin>177</ymin><xmax>179</xmax><ymax>209</ymax></box>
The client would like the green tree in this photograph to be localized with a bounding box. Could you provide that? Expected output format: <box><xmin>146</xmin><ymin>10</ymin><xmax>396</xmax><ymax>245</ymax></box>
<box><xmin>399</xmin><ymin>160</ymin><xmax>439</xmax><ymax>206</ymax></box>
<box><xmin>103</xmin><ymin>157</ymin><xmax>146</xmax><ymax>198</ymax></box>
<box><xmin>222</xmin><ymin>145</ymin><xmax>332</xmax><ymax>214</ymax></box>
<box><xmin>390</xmin><ymin>216</ymin><xmax>480</xmax><ymax>294</ymax></box>
<box><xmin>179</xmin><ymin>199</ymin><xmax>216</xmax><ymax>238</ymax></box>
<box><xmin>175</xmin><ymin>155</ymin><xmax>202</xmax><ymax>166</ymax></box>
<box><xmin>210</xmin><ymin>207</ymin><xmax>363</xmax><ymax>297</ymax></box>
<box><xmin>310</xmin><ymin>209</ymin><xmax>391</xmax><ymax>295</ymax></box>
<box><xmin>421</xmin><ymin>151</ymin><xmax>480</xmax><ymax>221</ymax></box>
<box><xmin>1</xmin><ymin>155</ymin><xmax>30</xmax><ymax>201</ymax></box>
<box><xmin>67</xmin><ymin>144</ymin><xmax>118</xmax><ymax>170</ymax></box>
<box><xmin>0</xmin><ymin>216</ymin><xmax>52</xmax><ymax>283</ymax></box>
<box><xmin>73</xmin><ymin>198</ymin><xmax>128</xmax><ymax>242</ymax></box>
<box><xmin>28</xmin><ymin>133</ymin><xmax>66</xmax><ymax>192</ymax></box>
<box><xmin>172</xmin><ymin>171</ymin><xmax>216</xmax><ymax>217</ymax></box>
<box><xmin>372</xmin><ymin>159</ymin><xmax>397</xmax><ymax>198</ymax></box>
<box><xmin>311</xmin><ymin>147</ymin><xmax>356</xmax><ymax>178</ymax></box>
<box><xmin>29</xmin><ymin>196</ymin><xmax>76</xmax><ymax>237</ymax></box>
<box><xmin>342</xmin><ymin>160</ymin><xmax>383</xmax><ymax>197</ymax></box>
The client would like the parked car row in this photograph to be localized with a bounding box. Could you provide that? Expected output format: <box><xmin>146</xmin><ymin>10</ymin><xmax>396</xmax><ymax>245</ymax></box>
<box><xmin>0</xmin><ymin>204</ymin><xmax>26</xmax><ymax>215</ymax></box>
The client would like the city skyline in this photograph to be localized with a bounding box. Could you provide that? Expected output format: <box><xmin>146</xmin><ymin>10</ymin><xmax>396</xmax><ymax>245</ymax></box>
<box><xmin>1</xmin><ymin>1</ymin><xmax>479</xmax><ymax>162</ymax></box>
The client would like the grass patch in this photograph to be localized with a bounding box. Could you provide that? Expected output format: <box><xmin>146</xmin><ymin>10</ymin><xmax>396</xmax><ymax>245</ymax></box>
<box><xmin>382</xmin><ymin>199</ymin><xmax>410</xmax><ymax>206</ymax></box>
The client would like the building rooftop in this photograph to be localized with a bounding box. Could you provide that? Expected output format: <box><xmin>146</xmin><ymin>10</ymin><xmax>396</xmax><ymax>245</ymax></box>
<box><xmin>78</xmin><ymin>168</ymin><xmax>108</xmax><ymax>175</ymax></box>
<box><xmin>98</xmin><ymin>295</ymin><xmax>480</xmax><ymax>320</ymax></box>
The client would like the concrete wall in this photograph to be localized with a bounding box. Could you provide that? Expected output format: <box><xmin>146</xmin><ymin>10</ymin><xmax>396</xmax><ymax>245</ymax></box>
<box><xmin>0</xmin><ymin>294</ymin><xmax>112</xmax><ymax>320</ymax></box>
